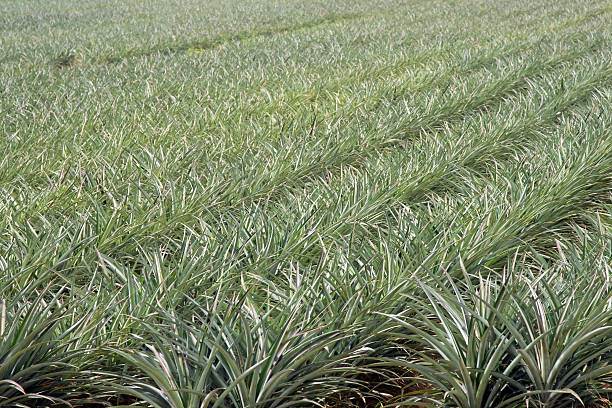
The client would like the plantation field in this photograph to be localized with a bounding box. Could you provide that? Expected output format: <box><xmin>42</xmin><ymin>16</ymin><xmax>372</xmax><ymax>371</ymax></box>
<box><xmin>1</xmin><ymin>0</ymin><xmax>612</xmax><ymax>406</ymax></box>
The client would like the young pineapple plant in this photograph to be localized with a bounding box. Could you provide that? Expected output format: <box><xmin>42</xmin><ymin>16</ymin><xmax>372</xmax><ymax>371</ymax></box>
<box><xmin>0</xmin><ymin>288</ymin><xmax>89</xmax><ymax>407</ymax></box>
<box><xmin>106</xmin><ymin>287</ymin><xmax>380</xmax><ymax>408</ymax></box>
<box><xmin>383</xmin><ymin>242</ymin><xmax>612</xmax><ymax>408</ymax></box>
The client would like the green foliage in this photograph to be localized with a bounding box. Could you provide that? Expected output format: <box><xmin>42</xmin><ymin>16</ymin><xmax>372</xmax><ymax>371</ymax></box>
<box><xmin>0</xmin><ymin>0</ymin><xmax>611</xmax><ymax>406</ymax></box>
<box><xmin>0</xmin><ymin>287</ymin><xmax>93</xmax><ymax>407</ymax></box>
<box><xmin>386</xmin><ymin>251</ymin><xmax>612</xmax><ymax>407</ymax></box>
